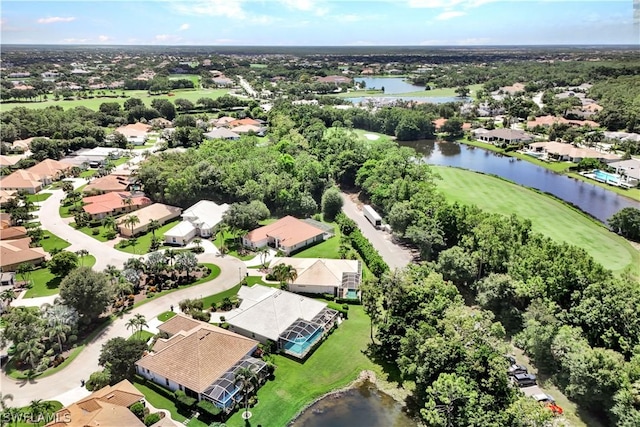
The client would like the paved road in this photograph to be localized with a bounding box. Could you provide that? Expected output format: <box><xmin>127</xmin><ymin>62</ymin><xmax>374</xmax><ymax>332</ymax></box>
<box><xmin>33</xmin><ymin>188</ymin><xmax>136</xmax><ymax>272</ymax></box>
<box><xmin>2</xmin><ymin>254</ymin><xmax>246</xmax><ymax>407</ymax></box>
<box><xmin>340</xmin><ymin>193</ymin><xmax>413</xmax><ymax>270</ymax></box>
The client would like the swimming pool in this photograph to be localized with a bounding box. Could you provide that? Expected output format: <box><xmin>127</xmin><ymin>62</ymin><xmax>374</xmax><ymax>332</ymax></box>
<box><xmin>345</xmin><ymin>289</ymin><xmax>358</xmax><ymax>299</ymax></box>
<box><xmin>594</xmin><ymin>169</ymin><xmax>620</xmax><ymax>183</ymax></box>
<box><xmin>282</xmin><ymin>328</ymin><xmax>323</xmax><ymax>356</ymax></box>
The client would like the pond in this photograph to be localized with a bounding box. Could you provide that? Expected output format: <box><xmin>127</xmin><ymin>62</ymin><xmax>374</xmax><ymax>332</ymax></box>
<box><xmin>290</xmin><ymin>381</ymin><xmax>416</xmax><ymax>427</ymax></box>
<box><xmin>354</xmin><ymin>77</ymin><xmax>425</xmax><ymax>94</ymax></box>
<box><xmin>397</xmin><ymin>139</ymin><xmax>639</xmax><ymax>223</ymax></box>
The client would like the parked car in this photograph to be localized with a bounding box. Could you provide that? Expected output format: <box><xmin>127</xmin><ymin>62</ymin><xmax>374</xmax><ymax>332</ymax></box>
<box><xmin>504</xmin><ymin>354</ymin><xmax>517</xmax><ymax>365</ymax></box>
<box><xmin>512</xmin><ymin>373</ymin><xmax>537</xmax><ymax>387</ymax></box>
<box><xmin>507</xmin><ymin>364</ymin><xmax>528</xmax><ymax>376</ymax></box>
<box><xmin>0</xmin><ymin>354</ymin><xmax>8</xmax><ymax>367</ymax></box>
<box><xmin>532</xmin><ymin>393</ymin><xmax>555</xmax><ymax>404</ymax></box>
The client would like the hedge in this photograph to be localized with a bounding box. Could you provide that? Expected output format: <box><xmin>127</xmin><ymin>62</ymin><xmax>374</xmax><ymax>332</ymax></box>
<box><xmin>336</xmin><ymin>212</ymin><xmax>389</xmax><ymax>277</ymax></box>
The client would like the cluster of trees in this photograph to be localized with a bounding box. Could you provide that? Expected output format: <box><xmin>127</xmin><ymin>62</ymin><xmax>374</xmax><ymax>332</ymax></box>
<box><xmin>336</xmin><ymin>213</ymin><xmax>388</xmax><ymax>277</ymax></box>
<box><xmin>123</xmin><ymin>77</ymin><xmax>195</xmax><ymax>92</ymax></box>
<box><xmin>0</xmin><ymin>301</ymin><xmax>80</xmax><ymax>373</ymax></box>
<box><xmin>589</xmin><ymin>75</ymin><xmax>640</xmax><ymax>132</ymax></box>
<box><xmin>362</xmin><ymin>265</ymin><xmax>554</xmax><ymax>426</ymax></box>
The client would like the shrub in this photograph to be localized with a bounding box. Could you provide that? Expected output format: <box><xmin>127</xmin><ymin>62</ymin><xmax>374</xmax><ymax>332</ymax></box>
<box><xmin>322</xmin><ymin>293</ymin><xmax>335</xmax><ymax>301</ymax></box>
<box><xmin>144</xmin><ymin>413</ymin><xmax>161</xmax><ymax>426</ymax></box>
<box><xmin>104</xmin><ymin>230</ymin><xmax>117</xmax><ymax>240</ymax></box>
<box><xmin>91</xmin><ymin>228</ymin><xmax>100</xmax><ymax>235</ymax></box>
<box><xmin>174</xmin><ymin>390</ymin><xmax>197</xmax><ymax>411</ymax></box>
<box><xmin>130</xmin><ymin>402</ymin><xmax>145</xmax><ymax>420</ymax></box>
<box><xmin>190</xmin><ymin>310</ymin><xmax>210</xmax><ymax>322</ymax></box>
<box><xmin>86</xmin><ymin>369</ymin><xmax>111</xmax><ymax>391</ymax></box>
<box><xmin>146</xmin><ymin>292</ymin><xmax>155</xmax><ymax>298</ymax></box>
<box><xmin>68</xmin><ymin>334</ymin><xmax>78</xmax><ymax>344</ymax></box>
<box><xmin>196</xmin><ymin>400</ymin><xmax>221</xmax><ymax>418</ymax></box>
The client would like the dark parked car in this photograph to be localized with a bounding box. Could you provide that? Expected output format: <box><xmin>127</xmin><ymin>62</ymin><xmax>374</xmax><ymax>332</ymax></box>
<box><xmin>512</xmin><ymin>373</ymin><xmax>537</xmax><ymax>387</ymax></box>
<box><xmin>507</xmin><ymin>364</ymin><xmax>528</xmax><ymax>376</ymax></box>
<box><xmin>0</xmin><ymin>354</ymin><xmax>8</xmax><ymax>367</ymax></box>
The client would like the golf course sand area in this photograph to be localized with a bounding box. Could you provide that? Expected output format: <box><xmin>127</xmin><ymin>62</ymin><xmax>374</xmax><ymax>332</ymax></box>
<box><xmin>434</xmin><ymin>166</ymin><xmax>639</xmax><ymax>274</ymax></box>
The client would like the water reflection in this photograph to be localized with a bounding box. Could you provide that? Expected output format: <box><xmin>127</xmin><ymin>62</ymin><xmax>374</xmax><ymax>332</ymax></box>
<box><xmin>290</xmin><ymin>382</ymin><xmax>416</xmax><ymax>427</ymax></box>
<box><xmin>399</xmin><ymin>140</ymin><xmax>639</xmax><ymax>223</ymax></box>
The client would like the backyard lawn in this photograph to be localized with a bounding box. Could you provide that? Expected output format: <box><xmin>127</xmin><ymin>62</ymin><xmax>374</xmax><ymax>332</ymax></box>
<box><xmin>434</xmin><ymin>166</ymin><xmax>640</xmax><ymax>274</ymax></box>
<box><xmin>24</xmin><ymin>256</ymin><xmax>95</xmax><ymax>298</ymax></box>
<box><xmin>116</xmin><ymin>220</ymin><xmax>180</xmax><ymax>254</ymax></box>
<box><xmin>40</xmin><ymin>230</ymin><xmax>71</xmax><ymax>253</ymax></box>
<box><xmin>225</xmin><ymin>306</ymin><xmax>383</xmax><ymax>427</ymax></box>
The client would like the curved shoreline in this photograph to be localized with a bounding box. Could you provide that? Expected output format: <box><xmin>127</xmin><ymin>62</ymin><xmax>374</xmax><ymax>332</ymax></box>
<box><xmin>287</xmin><ymin>370</ymin><xmax>414</xmax><ymax>426</ymax></box>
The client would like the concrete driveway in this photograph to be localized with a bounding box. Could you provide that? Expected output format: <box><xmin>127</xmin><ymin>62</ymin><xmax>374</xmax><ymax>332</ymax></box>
<box><xmin>340</xmin><ymin>192</ymin><xmax>413</xmax><ymax>270</ymax></box>
<box><xmin>33</xmin><ymin>188</ymin><xmax>137</xmax><ymax>272</ymax></box>
<box><xmin>2</xmin><ymin>254</ymin><xmax>246</xmax><ymax>407</ymax></box>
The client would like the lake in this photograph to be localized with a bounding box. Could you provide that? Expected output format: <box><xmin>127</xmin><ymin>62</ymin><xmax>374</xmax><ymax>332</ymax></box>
<box><xmin>397</xmin><ymin>139</ymin><xmax>639</xmax><ymax>223</ymax></box>
<box><xmin>350</xmin><ymin>77</ymin><xmax>468</xmax><ymax>104</ymax></box>
<box><xmin>290</xmin><ymin>382</ymin><xmax>416</xmax><ymax>427</ymax></box>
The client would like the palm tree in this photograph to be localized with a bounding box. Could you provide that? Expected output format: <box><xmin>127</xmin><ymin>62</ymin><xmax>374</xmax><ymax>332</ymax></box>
<box><xmin>165</xmin><ymin>249</ymin><xmax>177</xmax><ymax>267</ymax></box>
<box><xmin>271</xmin><ymin>264</ymin><xmax>297</xmax><ymax>288</ymax></box>
<box><xmin>122</xmin><ymin>195</ymin><xmax>133</xmax><ymax>211</ymax></box>
<box><xmin>17</xmin><ymin>339</ymin><xmax>44</xmax><ymax>370</ymax></box>
<box><xmin>148</xmin><ymin>219</ymin><xmax>161</xmax><ymax>238</ymax></box>
<box><xmin>104</xmin><ymin>264</ymin><xmax>120</xmax><ymax>286</ymax></box>
<box><xmin>75</xmin><ymin>249</ymin><xmax>89</xmax><ymax>266</ymax></box>
<box><xmin>125</xmin><ymin>317</ymin><xmax>138</xmax><ymax>338</ymax></box>
<box><xmin>48</xmin><ymin>323</ymin><xmax>70</xmax><ymax>353</ymax></box>
<box><xmin>101</xmin><ymin>215</ymin><xmax>117</xmax><ymax>232</ymax></box>
<box><xmin>234</xmin><ymin>366</ymin><xmax>259</xmax><ymax>418</ymax></box>
<box><xmin>0</xmin><ymin>392</ymin><xmax>13</xmax><ymax>412</ymax></box>
<box><xmin>175</xmin><ymin>251</ymin><xmax>198</xmax><ymax>280</ymax></box>
<box><xmin>0</xmin><ymin>289</ymin><xmax>15</xmax><ymax>306</ymax></box>
<box><xmin>123</xmin><ymin>214</ymin><xmax>140</xmax><ymax>237</ymax></box>
<box><xmin>17</xmin><ymin>262</ymin><xmax>33</xmax><ymax>286</ymax></box>
<box><xmin>133</xmin><ymin>313</ymin><xmax>148</xmax><ymax>339</ymax></box>
<box><xmin>257</xmin><ymin>246</ymin><xmax>269</xmax><ymax>269</ymax></box>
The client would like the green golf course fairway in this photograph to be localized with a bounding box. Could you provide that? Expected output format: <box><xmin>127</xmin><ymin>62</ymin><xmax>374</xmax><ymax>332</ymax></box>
<box><xmin>434</xmin><ymin>166</ymin><xmax>639</xmax><ymax>274</ymax></box>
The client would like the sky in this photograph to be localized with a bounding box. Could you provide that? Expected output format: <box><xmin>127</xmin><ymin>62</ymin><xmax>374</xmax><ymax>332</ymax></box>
<box><xmin>1</xmin><ymin>0</ymin><xmax>638</xmax><ymax>46</ymax></box>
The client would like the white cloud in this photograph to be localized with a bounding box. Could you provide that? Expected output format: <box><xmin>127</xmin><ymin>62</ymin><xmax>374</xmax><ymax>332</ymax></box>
<box><xmin>155</xmin><ymin>34</ymin><xmax>172</xmax><ymax>41</ymax></box>
<box><xmin>37</xmin><ymin>16</ymin><xmax>76</xmax><ymax>24</ymax></box>
<box><xmin>172</xmin><ymin>0</ymin><xmax>246</xmax><ymax>19</ymax></box>
<box><xmin>179</xmin><ymin>23</ymin><xmax>190</xmax><ymax>31</ymax></box>
<box><xmin>408</xmin><ymin>0</ymin><xmax>497</xmax><ymax>8</ymax></box>
<box><xmin>436</xmin><ymin>11</ymin><xmax>466</xmax><ymax>20</ymax></box>
<box><xmin>98</xmin><ymin>35</ymin><xmax>112</xmax><ymax>42</ymax></box>
<box><xmin>280</xmin><ymin>0</ymin><xmax>329</xmax><ymax>16</ymax></box>
<box><xmin>62</xmin><ymin>38</ymin><xmax>89</xmax><ymax>43</ymax></box>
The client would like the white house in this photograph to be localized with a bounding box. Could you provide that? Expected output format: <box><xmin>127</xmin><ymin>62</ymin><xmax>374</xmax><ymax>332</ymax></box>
<box><xmin>226</xmin><ymin>284</ymin><xmax>339</xmax><ymax>359</ymax></box>
<box><xmin>269</xmin><ymin>257</ymin><xmax>362</xmax><ymax>297</ymax></box>
<box><xmin>164</xmin><ymin>200</ymin><xmax>229</xmax><ymax>246</ymax></box>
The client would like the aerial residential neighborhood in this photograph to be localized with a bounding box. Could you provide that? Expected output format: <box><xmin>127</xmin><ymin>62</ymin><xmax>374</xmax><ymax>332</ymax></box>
<box><xmin>0</xmin><ymin>3</ymin><xmax>639</xmax><ymax>425</ymax></box>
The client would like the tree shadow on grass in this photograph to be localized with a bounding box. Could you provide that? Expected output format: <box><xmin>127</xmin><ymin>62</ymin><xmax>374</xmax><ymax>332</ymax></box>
<box><xmin>362</xmin><ymin>342</ymin><xmax>404</xmax><ymax>386</ymax></box>
<box><xmin>46</xmin><ymin>277</ymin><xmax>61</xmax><ymax>290</ymax></box>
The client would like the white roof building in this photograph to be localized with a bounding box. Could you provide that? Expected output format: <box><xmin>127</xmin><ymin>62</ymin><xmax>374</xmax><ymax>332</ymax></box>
<box><xmin>164</xmin><ymin>200</ymin><xmax>229</xmax><ymax>246</ymax></box>
<box><xmin>269</xmin><ymin>257</ymin><xmax>361</xmax><ymax>297</ymax></box>
<box><xmin>226</xmin><ymin>284</ymin><xmax>339</xmax><ymax>359</ymax></box>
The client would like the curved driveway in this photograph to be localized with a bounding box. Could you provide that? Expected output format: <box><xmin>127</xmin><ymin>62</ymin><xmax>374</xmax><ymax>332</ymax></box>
<box><xmin>2</xmin><ymin>254</ymin><xmax>246</xmax><ymax>407</ymax></box>
<box><xmin>3</xmin><ymin>177</ymin><xmax>246</xmax><ymax>406</ymax></box>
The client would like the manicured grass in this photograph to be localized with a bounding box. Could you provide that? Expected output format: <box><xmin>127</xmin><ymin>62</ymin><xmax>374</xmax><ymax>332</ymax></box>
<box><xmin>434</xmin><ymin>166</ymin><xmax>640</xmax><ymax>273</ymax></box>
<box><xmin>245</xmin><ymin>276</ymin><xmax>270</xmax><ymax>287</ymax></box>
<box><xmin>128</xmin><ymin>330</ymin><xmax>154</xmax><ymax>343</ymax></box>
<box><xmin>26</xmin><ymin>192</ymin><xmax>52</xmax><ymax>204</ymax></box>
<box><xmin>12</xmin><ymin>400</ymin><xmax>63</xmax><ymax>427</ymax></box>
<box><xmin>79</xmin><ymin>169</ymin><xmax>97</xmax><ymax>178</ymax></box>
<box><xmin>293</xmin><ymin>220</ymin><xmax>340</xmax><ymax>259</ymax></box>
<box><xmin>351</xmin><ymin>128</ymin><xmax>394</xmax><ymax>142</ymax></box>
<box><xmin>157</xmin><ymin>311</ymin><xmax>176</xmax><ymax>322</ymax></box>
<box><xmin>23</xmin><ymin>268</ymin><xmax>59</xmax><ymax>298</ymax></box>
<box><xmin>226</xmin><ymin>306</ymin><xmax>382</xmax><ymax>427</ymax></box>
<box><xmin>39</xmin><ymin>230</ymin><xmax>71</xmax><ymax>253</ymax></box>
<box><xmin>116</xmin><ymin>220</ymin><xmax>180</xmax><ymax>254</ymax></box>
<box><xmin>59</xmin><ymin>202</ymin><xmax>80</xmax><ymax>218</ymax></box>
<box><xmin>200</xmin><ymin>284</ymin><xmax>242</xmax><ymax>309</ymax></box>
<box><xmin>111</xmin><ymin>156</ymin><xmax>131</xmax><ymax>167</ymax></box>
<box><xmin>132</xmin><ymin>376</ymin><xmax>188</xmax><ymax>423</ymax></box>
<box><xmin>293</xmin><ymin>236</ymin><xmax>340</xmax><ymax>259</ymax></box>
<box><xmin>23</xmin><ymin>256</ymin><xmax>94</xmax><ymax>298</ymax></box>
<box><xmin>76</xmin><ymin>223</ymin><xmax>112</xmax><ymax>242</ymax></box>
<box><xmin>0</xmin><ymin>89</ymin><xmax>229</xmax><ymax>112</ymax></box>
<box><xmin>332</xmin><ymin>83</ymin><xmax>482</xmax><ymax>99</ymax></box>
<box><xmin>213</xmin><ymin>231</ymin><xmax>255</xmax><ymax>261</ymax></box>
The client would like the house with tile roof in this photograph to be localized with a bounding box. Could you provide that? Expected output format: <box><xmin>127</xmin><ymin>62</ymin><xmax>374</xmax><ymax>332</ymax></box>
<box><xmin>136</xmin><ymin>315</ymin><xmax>268</xmax><ymax>411</ymax></box>
<box><xmin>45</xmin><ymin>380</ymin><xmax>145</xmax><ymax>427</ymax></box>
<box><xmin>474</xmin><ymin>128</ymin><xmax>534</xmax><ymax>144</ymax></box>
<box><xmin>26</xmin><ymin>159</ymin><xmax>72</xmax><ymax>182</ymax></box>
<box><xmin>117</xmin><ymin>203</ymin><xmax>182</xmax><ymax>237</ymax></box>
<box><xmin>0</xmin><ymin>237</ymin><xmax>46</xmax><ymax>272</ymax></box>
<box><xmin>0</xmin><ymin>225</ymin><xmax>28</xmax><ymax>241</ymax></box>
<box><xmin>225</xmin><ymin>284</ymin><xmax>339</xmax><ymax>359</ymax></box>
<box><xmin>82</xmin><ymin>191</ymin><xmax>152</xmax><ymax>220</ymax></box>
<box><xmin>114</xmin><ymin>123</ymin><xmax>152</xmax><ymax>145</ymax></box>
<box><xmin>164</xmin><ymin>200</ymin><xmax>229</xmax><ymax>246</ymax></box>
<box><xmin>242</xmin><ymin>216</ymin><xmax>327</xmax><ymax>255</ymax></box>
<box><xmin>0</xmin><ymin>170</ymin><xmax>44</xmax><ymax>194</ymax></box>
<box><xmin>269</xmin><ymin>257</ymin><xmax>361</xmax><ymax>297</ymax></box>
<box><xmin>83</xmin><ymin>173</ymin><xmax>137</xmax><ymax>195</ymax></box>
